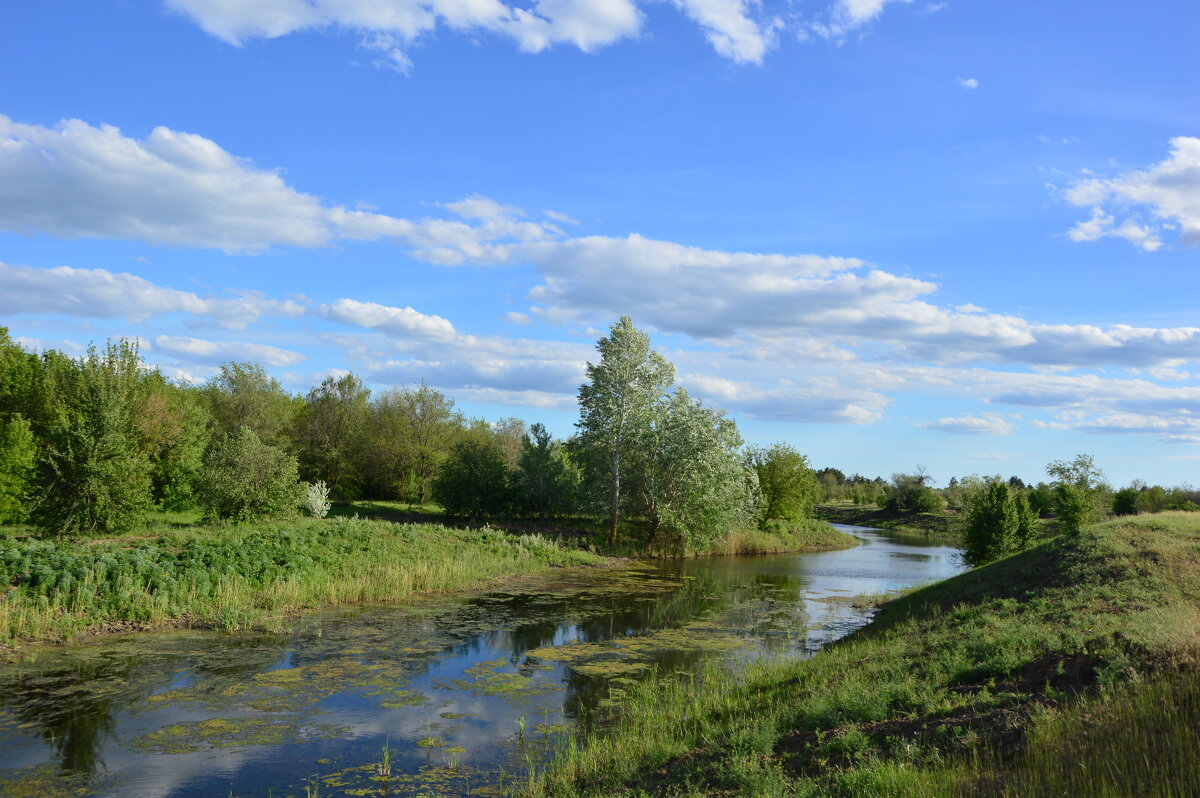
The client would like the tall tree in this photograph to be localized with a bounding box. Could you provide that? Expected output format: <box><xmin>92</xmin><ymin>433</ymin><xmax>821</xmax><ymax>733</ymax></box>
<box><xmin>635</xmin><ymin>387</ymin><xmax>751</xmax><ymax>551</ymax></box>
<box><xmin>298</xmin><ymin>372</ymin><xmax>371</xmax><ymax>499</ymax></box>
<box><xmin>367</xmin><ymin>384</ymin><xmax>463</xmax><ymax>504</ymax></box>
<box><xmin>576</xmin><ymin>316</ymin><xmax>675</xmax><ymax>546</ymax></box>
<box><xmin>202</xmin><ymin>362</ymin><xmax>299</xmax><ymax>452</ymax></box>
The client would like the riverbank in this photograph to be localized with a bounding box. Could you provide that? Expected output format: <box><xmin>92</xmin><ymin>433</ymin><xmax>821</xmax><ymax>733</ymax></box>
<box><xmin>0</xmin><ymin>513</ymin><xmax>856</xmax><ymax>655</ymax></box>
<box><xmin>0</xmin><ymin>517</ymin><xmax>605</xmax><ymax>654</ymax></box>
<box><xmin>817</xmin><ymin>502</ymin><xmax>963</xmax><ymax>540</ymax></box>
<box><xmin>525</xmin><ymin>511</ymin><xmax>1200</xmax><ymax>797</ymax></box>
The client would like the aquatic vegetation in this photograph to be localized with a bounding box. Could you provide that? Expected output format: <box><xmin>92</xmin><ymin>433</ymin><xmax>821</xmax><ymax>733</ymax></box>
<box><xmin>447</xmin><ymin>658</ymin><xmax>560</xmax><ymax>699</ymax></box>
<box><xmin>0</xmin><ymin>518</ymin><xmax>606</xmax><ymax>646</ymax></box>
<box><xmin>128</xmin><ymin>716</ymin><xmax>347</xmax><ymax>754</ymax></box>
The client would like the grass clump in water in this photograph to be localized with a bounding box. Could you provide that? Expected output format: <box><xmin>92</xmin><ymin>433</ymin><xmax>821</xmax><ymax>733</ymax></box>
<box><xmin>524</xmin><ymin>511</ymin><xmax>1200</xmax><ymax>797</ymax></box>
<box><xmin>0</xmin><ymin>517</ymin><xmax>605</xmax><ymax>647</ymax></box>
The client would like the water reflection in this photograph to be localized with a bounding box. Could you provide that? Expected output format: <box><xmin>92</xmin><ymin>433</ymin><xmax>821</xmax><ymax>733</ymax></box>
<box><xmin>0</xmin><ymin>525</ymin><xmax>962</xmax><ymax>797</ymax></box>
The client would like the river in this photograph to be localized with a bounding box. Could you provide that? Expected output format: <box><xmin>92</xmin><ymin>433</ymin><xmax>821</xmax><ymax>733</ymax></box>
<box><xmin>0</xmin><ymin>525</ymin><xmax>962</xmax><ymax>797</ymax></box>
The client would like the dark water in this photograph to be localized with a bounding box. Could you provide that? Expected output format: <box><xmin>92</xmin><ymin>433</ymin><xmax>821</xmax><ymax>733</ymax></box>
<box><xmin>0</xmin><ymin>525</ymin><xmax>962</xmax><ymax>797</ymax></box>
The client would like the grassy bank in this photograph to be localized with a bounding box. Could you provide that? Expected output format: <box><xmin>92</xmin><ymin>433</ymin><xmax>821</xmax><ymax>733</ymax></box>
<box><xmin>706</xmin><ymin>519</ymin><xmax>859</xmax><ymax>556</ymax></box>
<box><xmin>526</xmin><ymin>511</ymin><xmax>1200</xmax><ymax>797</ymax></box>
<box><xmin>0</xmin><ymin>517</ymin><xmax>605</xmax><ymax>650</ymax></box>
<box><xmin>818</xmin><ymin>503</ymin><xmax>963</xmax><ymax>540</ymax></box>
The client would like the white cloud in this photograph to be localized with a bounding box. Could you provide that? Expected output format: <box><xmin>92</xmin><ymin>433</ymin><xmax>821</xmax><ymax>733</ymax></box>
<box><xmin>955</xmin><ymin>76</ymin><xmax>979</xmax><ymax>89</ymax></box>
<box><xmin>0</xmin><ymin>262</ymin><xmax>304</xmax><ymax>328</ymax></box>
<box><xmin>1064</xmin><ymin>136</ymin><xmax>1200</xmax><ymax>250</ymax></box>
<box><xmin>168</xmin><ymin>0</ymin><xmax>790</xmax><ymax>66</ymax></box>
<box><xmin>814</xmin><ymin>0</ymin><xmax>912</xmax><ymax>38</ymax></box>
<box><xmin>918</xmin><ymin>413</ymin><xmax>1015</xmax><ymax>435</ymax></box>
<box><xmin>671</xmin><ymin>0</ymin><xmax>775</xmax><ymax>64</ymax></box>
<box><xmin>315</xmin><ymin>298</ymin><xmax>458</xmax><ymax>341</ymax></box>
<box><xmin>505</xmin><ymin>311</ymin><xmax>532</xmax><ymax>325</ymax></box>
<box><xmin>152</xmin><ymin>335</ymin><xmax>307</xmax><ymax>367</ymax></box>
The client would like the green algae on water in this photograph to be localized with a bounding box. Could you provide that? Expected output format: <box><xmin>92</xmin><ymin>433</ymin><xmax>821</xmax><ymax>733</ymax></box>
<box><xmin>128</xmin><ymin>716</ymin><xmax>349</xmax><ymax>754</ymax></box>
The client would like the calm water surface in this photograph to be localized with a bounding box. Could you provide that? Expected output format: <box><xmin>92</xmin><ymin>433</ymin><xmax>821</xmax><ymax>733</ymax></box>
<box><xmin>0</xmin><ymin>525</ymin><xmax>962</xmax><ymax>797</ymax></box>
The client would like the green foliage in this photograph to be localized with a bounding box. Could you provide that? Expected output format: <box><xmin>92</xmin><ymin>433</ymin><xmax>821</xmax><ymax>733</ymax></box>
<box><xmin>746</xmin><ymin>443</ymin><xmax>819</xmax><ymax>525</ymax></box>
<box><xmin>634</xmin><ymin>387</ymin><xmax>751</xmax><ymax>551</ymax></box>
<box><xmin>196</xmin><ymin>427</ymin><xmax>302</xmax><ymax>523</ymax></box>
<box><xmin>297</xmin><ymin>372</ymin><xmax>371</xmax><ymax>499</ymax></box>
<box><xmin>1027</xmin><ymin>482</ymin><xmax>1056</xmax><ymax>517</ymax></box>
<box><xmin>366</xmin><ymin>383</ymin><xmax>464</xmax><ymax>505</ymax></box>
<box><xmin>33</xmin><ymin>341</ymin><xmax>154</xmax><ymax>537</ymax></box>
<box><xmin>885</xmin><ymin>470</ymin><xmax>944</xmax><ymax>513</ymax></box>
<box><xmin>962</xmin><ymin>479</ymin><xmax>1018</xmax><ymax>566</ymax></box>
<box><xmin>201</xmin><ymin>362</ymin><xmax>299</xmax><ymax>451</ymax></box>
<box><xmin>432</xmin><ymin>434</ymin><xmax>511</xmax><ymax>519</ymax></box>
<box><xmin>514</xmin><ymin>423</ymin><xmax>578</xmax><ymax>520</ymax></box>
<box><xmin>1013</xmin><ymin>488</ymin><xmax>1039</xmax><ymax>547</ymax></box>
<box><xmin>136</xmin><ymin>378</ymin><xmax>210</xmax><ymax>511</ymax></box>
<box><xmin>1112</xmin><ymin>487</ymin><xmax>1140</xmax><ymax>516</ymax></box>
<box><xmin>1055</xmin><ymin>483</ymin><xmax>1093</xmax><ymax>536</ymax></box>
<box><xmin>575</xmin><ymin>316</ymin><xmax>676</xmax><ymax>545</ymax></box>
<box><xmin>1046</xmin><ymin>452</ymin><xmax>1106</xmax><ymax>490</ymax></box>
<box><xmin>0</xmin><ymin>415</ymin><xmax>36</xmax><ymax>522</ymax></box>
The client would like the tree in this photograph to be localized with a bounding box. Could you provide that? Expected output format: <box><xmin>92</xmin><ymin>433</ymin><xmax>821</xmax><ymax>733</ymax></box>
<box><xmin>0</xmin><ymin>415</ymin><xmax>36</xmax><ymax>523</ymax></box>
<box><xmin>202</xmin><ymin>362</ymin><xmax>299</xmax><ymax>452</ymax></box>
<box><xmin>963</xmin><ymin>480</ymin><xmax>1018</xmax><ymax>566</ymax></box>
<box><xmin>33</xmin><ymin>341</ymin><xmax>154</xmax><ymax>536</ymax></box>
<box><xmin>1047</xmin><ymin>454</ymin><xmax>1105</xmax><ymax>534</ymax></box>
<box><xmin>747</xmin><ymin>443</ymin><xmax>819</xmax><ymax>525</ymax></box>
<box><xmin>634</xmin><ymin>387</ymin><xmax>752</xmax><ymax>551</ymax></box>
<box><xmin>136</xmin><ymin>378</ymin><xmax>210</xmax><ymax>511</ymax></box>
<box><xmin>1112</xmin><ymin>487</ymin><xmax>1140</xmax><ymax>516</ymax></box>
<box><xmin>1046</xmin><ymin>453</ymin><xmax>1105</xmax><ymax>491</ymax></box>
<box><xmin>196</xmin><ymin>427</ymin><xmax>302</xmax><ymax>523</ymax></box>
<box><xmin>576</xmin><ymin>316</ymin><xmax>675</xmax><ymax>546</ymax></box>
<box><xmin>367</xmin><ymin>384</ymin><xmax>463</xmax><ymax>505</ymax></box>
<box><xmin>514</xmin><ymin>423</ymin><xmax>577</xmax><ymax>521</ymax></box>
<box><xmin>298</xmin><ymin>373</ymin><xmax>371</xmax><ymax>499</ymax></box>
<box><xmin>1055</xmin><ymin>484</ymin><xmax>1092</xmax><ymax>536</ymax></box>
<box><xmin>432</xmin><ymin>434</ymin><xmax>510</xmax><ymax>519</ymax></box>
<box><xmin>1014</xmin><ymin>489</ymin><xmax>1039</xmax><ymax>547</ymax></box>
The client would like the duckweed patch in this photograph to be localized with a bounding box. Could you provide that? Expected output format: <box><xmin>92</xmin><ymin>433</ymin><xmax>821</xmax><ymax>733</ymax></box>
<box><xmin>446</xmin><ymin>658</ymin><xmax>561</xmax><ymax>699</ymax></box>
<box><xmin>128</xmin><ymin>716</ymin><xmax>348</xmax><ymax>754</ymax></box>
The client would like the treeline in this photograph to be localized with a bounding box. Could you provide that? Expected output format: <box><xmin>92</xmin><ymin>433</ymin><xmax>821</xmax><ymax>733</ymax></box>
<box><xmin>0</xmin><ymin>320</ymin><xmax>823</xmax><ymax>551</ymax></box>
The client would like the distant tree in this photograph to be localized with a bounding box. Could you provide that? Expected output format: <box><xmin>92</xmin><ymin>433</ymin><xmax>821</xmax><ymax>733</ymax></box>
<box><xmin>136</xmin><ymin>378</ymin><xmax>210</xmax><ymax>510</ymax></box>
<box><xmin>298</xmin><ymin>373</ymin><xmax>371</xmax><ymax>499</ymax></box>
<box><xmin>202</xmin><ymin>362</ymin><xmax>299</xmax><ymax>452</ymax></box>
<box><xmin>887</xmin><ymin>470</ymin><xmax>944</xmax><ymax>513</ymax></box>
<box><xmin>1054</xmin><ymin>484</ymin><xmax>1092</xmax><ymax>536</ymax></box>
<box><xmin>367</xmin><ymin>384</ymin><xmax>463</xmax><ymax>505</ymax></box>
<box><xmin>1046</xmin><ymin>453</ymin><xmax>1106</xmax><ymax>491</ymax></box>
<box><xmin>1027</xmin><ymin>482</ymin><xmax>1056</xmax><ymax>517</ymax></box>
<box><xmin>492</xmin><ymin>417</ymin><xmax>527</xmax><ymax>470</ymax></box>
<box><xmin>748</xmin><ymin>443</ymin><xmax>819</xmax><ymax>525</ymax></box>
<box><xmin>514</xmin><ymin>423</ymin><xmax>577</xmax><ymax>521</ymax></box>
<box><xmin>1138</xmin><ymin>484</ymin><xmax>1168</xmax><ymax>514</ymax></box>
<box><xmin>33</xmin><ymin>341</ymin><xmax>154</xmax><ymax>536</ymax></box>
<box><xmin>1014</xmin><ymin>489</ymin><xmax>1039</xmax><ymax>547</ymax></box>
<box><xmin>1112</xmin><ymin>487</ymin><xmax>1140</xmax><ymax>517</ymax></box>
<box><xmin>963</xmin><ymin>480</ymin><xmax>1018</xmax><ymax>566</ymax></box>
<box><xmin>575</xmin><ymin>316</ymin><xmax>675</xmax><ymax>546</ymax></box>
<box><xmin>196</xmin><ymin>427</ymin><xmax>302</xmax><ymax>523</ymax></box>
<box><xmin>432</xmin><ymin>435</ymin><xmax>510</xmax><ymax>519</ymax></box>
<box><xmin>1008</xmin><ymin>475</ymin><xmax>1026</xmax><ymax>491</ymax></box>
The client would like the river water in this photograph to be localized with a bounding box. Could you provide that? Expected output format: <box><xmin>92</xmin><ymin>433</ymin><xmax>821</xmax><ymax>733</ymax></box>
<box><xmin>0</xmin><ymin>525</ymin><xmax>962</xmax><ymax>797</ymax></box>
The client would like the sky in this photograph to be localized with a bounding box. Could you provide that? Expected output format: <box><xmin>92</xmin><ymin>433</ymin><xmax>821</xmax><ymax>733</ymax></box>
<box><xmin>0</xmin><ymin>0</ymin><xmax>1198</xmax><ymax>488</ymax></box>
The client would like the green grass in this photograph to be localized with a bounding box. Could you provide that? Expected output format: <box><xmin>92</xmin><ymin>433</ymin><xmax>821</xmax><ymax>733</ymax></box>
<box><xmin>0</xmin><ymin>517</ymin><xmax>605</xmax><ymax>650</ymax></box>
<box><xmin>706</xmin><ymin>519</ymin><xmax>858</xmax><ymax>556</ymax></box>
<box><xmin>524</xmin><ymin>512</ymin><xmax>1200</xmax><ymax>797</ymax></box>
<box><xmin>818</xmin><ymin>503</ymin><xmax>964</xmax><ymax>540</ymax></box>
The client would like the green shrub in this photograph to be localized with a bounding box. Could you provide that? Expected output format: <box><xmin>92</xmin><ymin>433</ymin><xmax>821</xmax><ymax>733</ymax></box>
<box><xmin>196</xmin><ymin>427</ymin><xmax>302</xmax><ymax>523</ymax></box>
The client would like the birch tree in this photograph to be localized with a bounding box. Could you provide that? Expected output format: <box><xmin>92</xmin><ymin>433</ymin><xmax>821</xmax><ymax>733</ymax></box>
<box><xmin>576</xmin><ymin>316</ymin><xmax>674</xmax><ymax>546</ymax></box>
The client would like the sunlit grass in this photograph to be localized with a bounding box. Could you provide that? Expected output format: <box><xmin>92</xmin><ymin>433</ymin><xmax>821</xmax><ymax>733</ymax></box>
<box><xmin>0</xmin><ymin>518</ymin><xmax>605</xmax><ymax>648</ymax></box>
<box><xmin>524</xmin><ymin>511</ymin><xmax>1200</xmax><ymax>797</ymax></box>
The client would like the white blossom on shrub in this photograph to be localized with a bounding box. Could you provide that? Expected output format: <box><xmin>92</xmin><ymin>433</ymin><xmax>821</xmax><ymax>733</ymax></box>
<box><xmin>302</xmin><ymin>480</ymin><xmax>331</xmax><ymax>519</ymax></box>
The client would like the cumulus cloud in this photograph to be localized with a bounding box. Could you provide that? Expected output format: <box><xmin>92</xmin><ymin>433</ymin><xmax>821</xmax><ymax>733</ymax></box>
<box><xmin>918</xmin><ymin>413</ymin><xmax>1014</xmax><ymax>435</ymax></box>
<box><xmin>165</xmin><ymin>0</ymin><xmax>786</xmax><ymax>66</ymax></box>
<box><xmin>315</xmin><ymin>298</ymin><xmax>457</xmax><ymax>341</ymax></box>
<box><xmin>1064</xmin><ymin>136</ymin><xmax>1200</xmax><ymax>250</ymax></box>
<box><xmin>152</xmin><ymin>335</ymin><xmax>307</xmax><ymax>367</ymax></box>
<box><xmin>0</xmin><ymin>262</ymin><xmax>304</xmax><ymax>327</ymax></box>
<box><xmin>814</xmin><ymin>0</ymin><xmax>912</xmax><ymax>38</ymax></box>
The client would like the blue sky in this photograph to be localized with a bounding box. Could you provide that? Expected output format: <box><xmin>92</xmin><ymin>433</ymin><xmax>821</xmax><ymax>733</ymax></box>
<box><xmin>1</xmin><ymin>0</ymin><xmax>1198</xmax><ymax>487</ymax></box>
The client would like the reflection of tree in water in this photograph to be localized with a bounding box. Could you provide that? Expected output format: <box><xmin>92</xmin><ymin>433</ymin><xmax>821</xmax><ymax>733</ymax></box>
<box><xmin>0</xmin><ymin>655</ymin><xmax>127</xmax><ymax>778</ymax></box>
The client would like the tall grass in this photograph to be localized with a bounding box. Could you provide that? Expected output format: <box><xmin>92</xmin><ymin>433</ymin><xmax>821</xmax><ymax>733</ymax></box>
<box><xmin>0</xmin><ymin>518</ymin><xmax>604</xmax><ymax>646</ymax></box>
<box><xmin>706</xmin><ymin>519</ymin><xmax>857</xmax><ymax>555</ymax></box>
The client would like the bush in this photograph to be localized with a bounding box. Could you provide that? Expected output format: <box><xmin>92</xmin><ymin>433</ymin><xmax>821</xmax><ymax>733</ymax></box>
<box><xmin>963</xmin><ymin>480</ymin><xmax>1018</xmax><ymax>566</ymax></box>
<box><xmin>196</xmin><ymin>427</ymin><xmax>302</xmax><ymax>523</ymax></box>
<box><xmin>1055</xmin><ymin>483</ymin><xmax>1092</xmax><ymax>536</ymax></box>
<box><xmin>302</xmin><ymin>480</ymin><xmax>331</xmax><ymax>519</ymax></box>
<box><xmin>1113</xmin><ymin>488</ymin><xmax>1140</xmax><ymax>517</ymax></box>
